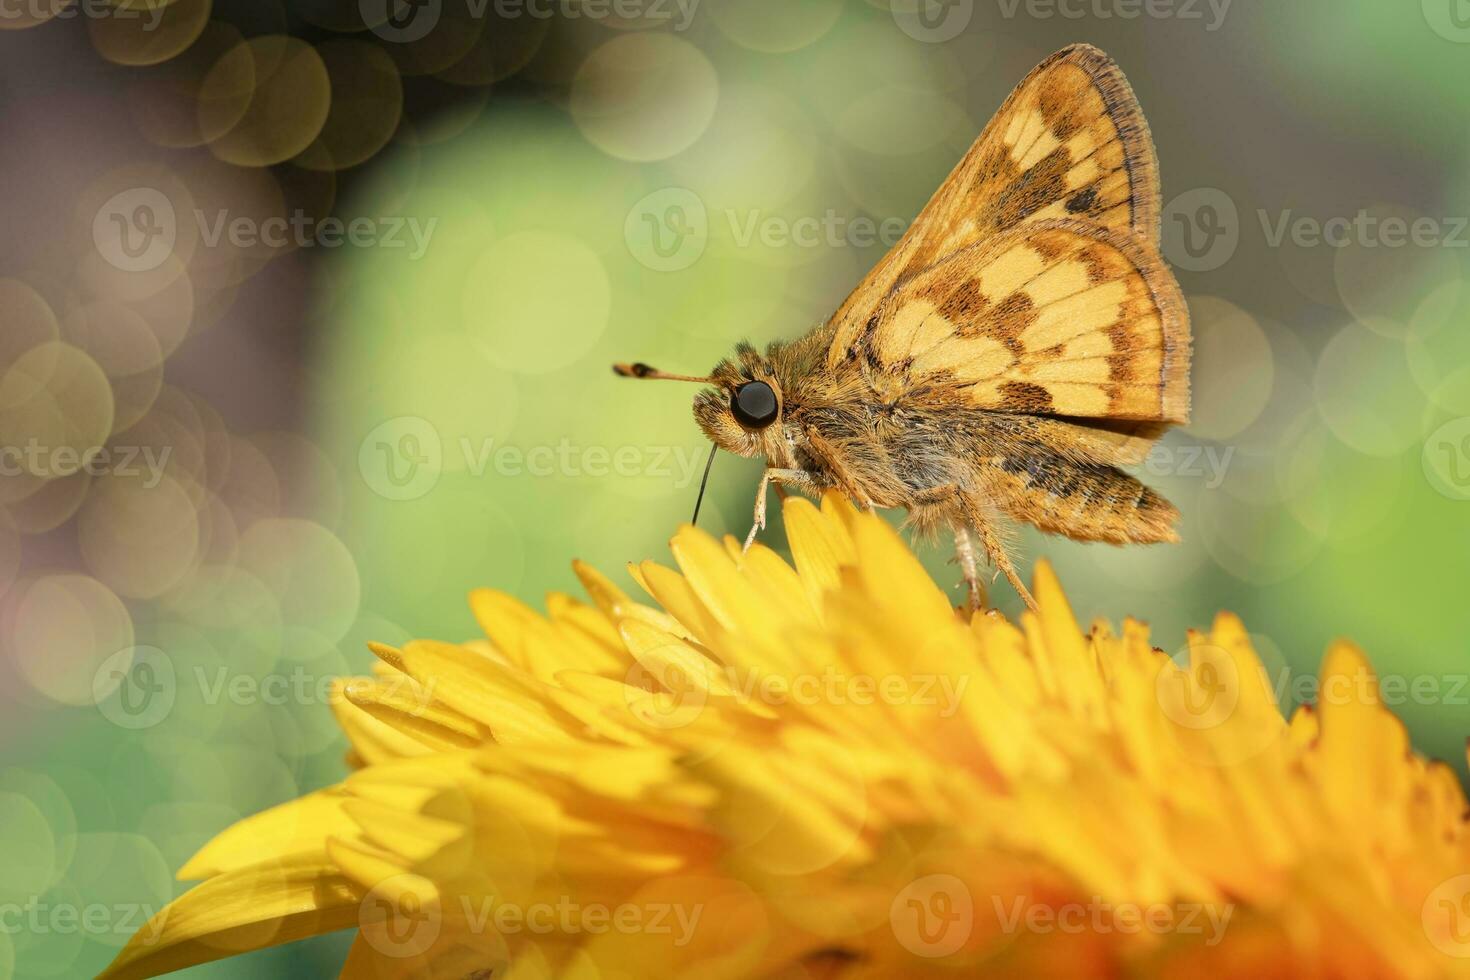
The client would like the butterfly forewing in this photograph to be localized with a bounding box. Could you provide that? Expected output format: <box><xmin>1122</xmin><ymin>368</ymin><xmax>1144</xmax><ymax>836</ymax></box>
<box><xmin>857</xmin><ymin>219</ymin><xmax>1189</xmax><ymax>425</ymax></box>
<box><xmin>826</xmin><ymin>43</ymin><xmax>1163</xmax><ymax>369</ymax></box>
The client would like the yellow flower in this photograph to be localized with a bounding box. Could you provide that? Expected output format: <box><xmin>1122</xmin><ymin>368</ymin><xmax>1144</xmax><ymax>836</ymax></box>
<box><xmin>105</xmin><ymin>494</ymin><xmax>1470</xmax><ymax>979</ymax></box>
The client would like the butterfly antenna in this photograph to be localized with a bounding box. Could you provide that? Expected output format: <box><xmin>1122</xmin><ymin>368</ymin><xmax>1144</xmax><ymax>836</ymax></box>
<box><xmin>691</xmin><ymin>447</ymin><xmax>716</xmax><ymax>526</ymax></box>
<box><xmin>612</xmin><ymin>362</ymin><xmax>711</xmax><ymax>384</ymax></box>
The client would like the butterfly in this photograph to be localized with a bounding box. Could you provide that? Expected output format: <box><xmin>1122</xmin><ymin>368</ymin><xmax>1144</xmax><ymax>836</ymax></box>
<box><xmin>616</xmin><ymin>44</ymin><xmax>1191</xmax><ymax>611</ymax></box>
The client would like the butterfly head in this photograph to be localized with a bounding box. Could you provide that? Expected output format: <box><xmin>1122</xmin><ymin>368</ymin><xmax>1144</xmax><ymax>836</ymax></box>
<box><xmin>612</xmin><ymin>344</ymin><xmax>788</xmax><ymax>460</ymax></box>
<box><xmin>692</xmin><ymin>366</ymin><xmax>784</xmax><ymax>460</ymax></box>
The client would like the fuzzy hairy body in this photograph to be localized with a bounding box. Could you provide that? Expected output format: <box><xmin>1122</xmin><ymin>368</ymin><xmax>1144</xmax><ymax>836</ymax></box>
<box><xmin>697</xmin><ymin>330</ymin><xmax>1178</xmax><ymax>551</ymax></box>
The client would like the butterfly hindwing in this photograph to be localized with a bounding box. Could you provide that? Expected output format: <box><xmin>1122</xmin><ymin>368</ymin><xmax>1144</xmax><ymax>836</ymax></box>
<box><xmin>852</xmin><ymin>218</ymin><xmax>1189</xmax><ymax>425</ymax></box>
<box><xmin>827</xmin><ymin>43</ymin><xmax>1162</xmax><ymax>369</ymax></box>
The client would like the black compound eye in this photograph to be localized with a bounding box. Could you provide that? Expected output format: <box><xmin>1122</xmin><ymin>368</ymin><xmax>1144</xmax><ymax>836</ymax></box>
<box><xmin>730</xmin><ymin>380</ymin><xmax>779</xmax><ymax>429</ymax></box>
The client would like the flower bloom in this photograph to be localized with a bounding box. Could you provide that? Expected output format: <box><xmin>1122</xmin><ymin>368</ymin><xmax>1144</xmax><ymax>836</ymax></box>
<box><xmin>105</xmin><ymin>495</ymin><xmax>1470</xmax><ymax>978</ymax></box>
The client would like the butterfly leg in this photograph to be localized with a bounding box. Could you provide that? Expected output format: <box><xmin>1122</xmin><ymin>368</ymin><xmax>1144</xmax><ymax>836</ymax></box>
<box><xmin>744</xmin><ymin>467</ymin><xmax>815</xmax><ymax>553</ymax></box>
<box><xmin>802</xmin><ymin>425</ymin><xmax>876</xmax><ymax>511</ymax></box>
<box><xmin>972</xmin><ymin>518</ymin><xmax>1037</xmax><ymax>612</ymax></box>
<box><xmin>936</xmin><ymin>487</ymin><xmax>1037</xmax><ymax>612</ymax></box>
<box><xmin>953</xmin><ymin>527</ymin><xmax>988</xmax><ymax>612</ymax></box>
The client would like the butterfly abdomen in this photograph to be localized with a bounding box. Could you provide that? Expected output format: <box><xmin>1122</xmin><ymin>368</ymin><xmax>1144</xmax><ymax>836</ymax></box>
<box><xmin>991</xmin><ymin>452</ymin><xmax>1179</xmax><ymax>545</ymax></box>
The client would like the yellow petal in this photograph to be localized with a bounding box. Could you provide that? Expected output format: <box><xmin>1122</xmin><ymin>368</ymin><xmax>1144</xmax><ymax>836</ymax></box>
<box><xmin>178</xmin><ymin>790</ymin><xmax>347</xmax><ymax>880</ymax></box>
<box><xmin>100</xmin><ymin>865</ymin><xmax>361</xmax><ymax>980</ymax></box>
<box><xmin>396</xmin><ymin>640</ymin><xmax>575</xmax><ymax>746</ymax></box>
<box><xmin>342</xmin><ymin>678</ymin><xmax>486</xmax><ymax>750</ymax></box>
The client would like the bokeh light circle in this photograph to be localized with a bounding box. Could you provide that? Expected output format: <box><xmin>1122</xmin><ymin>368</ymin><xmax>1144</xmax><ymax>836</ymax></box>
<box><xmin>666</xmin><ymin>85</ymin><xmax>819</xmax><ymax>214</ymax></box>
<box><xmin>708</xmin><ymin>0</ymin><xmax>844</xmax><ymax>52</ymax></box>
<box><xmin>570</xmin><ymin>33</ymin><xmax>719</xmax><ymax>162</ymax></box>
<box><xmin>1407</xmin><ymin>279</ymin><xmax>1470</xmax><ymax>416</ymax></box>
<box><xmin>1197</xmin><ymin>492</ymin><xmax>1323</xmax><ymax>586</ymax></box>
<box><xmin>88</xmin><ymin>0</ymin><xmax>211</xmax><ymax>67</ymax></box>
<box><xmin>199</xmin><ymin>36</ymin><xmax>332</xmax><ymax>166</ymax></box>
<box><xmin>296</xmin><ymin>40</ymin><xmax>404</xmax><ymax>172</ymax></box>
<box><xmin>237</xmin><ymin>518</ymin><xmax>361</xmax><ymax>642</ymax></box>
<box><xmin>1333</xmin><ymin>203</ymin><xmax>1464</xmax><ymax>327</ymax></box>
<box><xmin>1186</xmin><ymin>296</ymin><xmax>1275</xmax><ymax>442</ymax></box>
<box><xmin>1281</xmin><ymin>419</ymin><xmax>1404</xmax><ymax>545</ymax></box>
<box><xmin>64</xmin><ymin>833</ymin><xmax>173</xmax><ymax>949</ymax></box>
<box><xmin>7</xmin><ymin>574</ymin><xmax>135</xmax><ymax>707</ymax></box>
<box><xmin>0</xmin><ymin>793</ymin><xmax>57</xmax><ymax>904</ymax></box>
<box><xmin>126</xmin><ymin>21</ymin><xmax>248</xmax><ymax>149</ymax></box>
<box><xmin>4</xmin><ymin>469</ymin><xmax>95</xmax><ymax>534</ymax></box>
<box><xmin>0</xmin><ymin>280</ymin><xmax>61</xmax><ymax>366</ymax></box>
<box><xmin>0</xmin><ymin>343</ymin><xmax>115</xmax><ymax>479</ymax></box>
<box><xmin>78</xmin><ymin>472</ymin><xmax>202</xmax><ymax>599</ymax></box>
<box><xmin>60</xmin><ymin>301</ymin><xmax>165</xmax><ymax>433</ymax></box>
<box><xmin>462</xmin><ymin>231</ymin><xmax>611</xmax><ymax>373</ymax></box>
<box><xmin>1314</xmin><ymin>321</ymin><xmax>1426</xmax><ymax>457</ymax></box>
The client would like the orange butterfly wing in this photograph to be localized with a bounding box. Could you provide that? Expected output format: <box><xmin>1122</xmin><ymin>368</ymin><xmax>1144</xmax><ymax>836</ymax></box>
<box><xmin>825</xmin><ymin>44</ymin><xmax>1185</xmax><ymax>434</ymax></box>
<box><xmin>852</xmin><ymin>217</ymin><xmax>1188</xmax><ymax>424</ymax></box>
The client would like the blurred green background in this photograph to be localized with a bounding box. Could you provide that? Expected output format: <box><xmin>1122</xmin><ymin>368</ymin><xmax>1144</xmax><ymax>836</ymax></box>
<box><xmin>0</xmin><ymin>0</ymin><xmax>1468</xmax><ymax>975</ymax></box>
